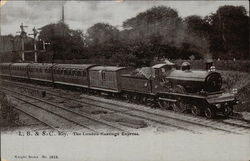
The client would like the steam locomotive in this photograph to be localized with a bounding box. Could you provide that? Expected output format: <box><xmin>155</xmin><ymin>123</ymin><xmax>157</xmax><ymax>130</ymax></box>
<box><xmin>0</xmin><ymin>61</ymin><xmax>238</xmax><ymax>119</ymax></box>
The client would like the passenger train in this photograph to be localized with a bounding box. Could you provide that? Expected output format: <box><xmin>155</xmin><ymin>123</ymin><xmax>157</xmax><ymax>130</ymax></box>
<box><xmin>0</xmin><ymin>61</ymin><xmax>238</xmax><ymax>119</ymax></box>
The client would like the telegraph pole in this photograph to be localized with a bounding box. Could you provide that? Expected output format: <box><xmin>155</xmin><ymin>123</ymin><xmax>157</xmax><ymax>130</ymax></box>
<box><xmin>29</xmin><ymin>27</ymin><xmax>39</xmax><ymax>62</ymax></box>
<box><xmin>0</xmin><ymin>4</ymin><xmax>2</xmax><ymax>36</ymax></box>
<box><xmin>62</xmin><ymin>3</ymin><xmax>65</xmax><ymax>24</ymax></box>
<box><xmin>17</xmin><ymin>23</ymin><xmax>28</xmax><ymax>62</ymax></box>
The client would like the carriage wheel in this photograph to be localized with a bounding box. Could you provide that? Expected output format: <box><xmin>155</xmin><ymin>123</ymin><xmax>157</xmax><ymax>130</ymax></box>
<box><xmin>191</xmin><ymin>104</ymin><xmax>202</xmax><ymax>116</ymax></box>
<box><xmin>204</xmin><ymin>107</ymin><xmax>215</xmax><ymax>119</ymax></box>
<box><xmin>141</xmin><ymin>97</ymin><xmax>147</xmax><ymax>104</ymax></box>
<box><xmin>223</xmin><ymin>105</ymin><xmax>233</xmax><ymax>117</ymax></box>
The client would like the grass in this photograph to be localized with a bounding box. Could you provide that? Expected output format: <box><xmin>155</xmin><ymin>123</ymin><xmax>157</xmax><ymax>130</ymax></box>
<box><xmin>219</xmin><ymin>71</ymin><xmax>250</xmax><ymax>112</ymax></box>
<box><xmin>0</xmin><ymin>91</ymin><xmax>19</xmax><ymax>126</ymax></box>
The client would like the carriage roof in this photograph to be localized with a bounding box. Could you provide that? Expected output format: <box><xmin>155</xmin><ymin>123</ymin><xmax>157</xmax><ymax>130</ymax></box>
<box><xmin>28</xmin><ymin>63</ymin><xmax>54</xmax><ymax>68</ymax></box>
<box><xmin>89</xmin><ymin>66</ymin><xmax>127</xmax><ymax>72</ymax></box>
<box><xmin>0</xmin><ymin>63</ymin><xmax>12</xmax><ymax>66</ymax></box>
<box><xmin>11</xmin><ymin>63</ymin><xmax>30</xmax><ymax>67</ymax></box>
<box><xmin>54</xmin><ymin>64</ymin><xmax>97</xmax><ymax>70</ymax></box>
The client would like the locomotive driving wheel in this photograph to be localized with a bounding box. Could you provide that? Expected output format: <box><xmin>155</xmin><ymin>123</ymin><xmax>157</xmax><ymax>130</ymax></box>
<box><xmin>204</xmin><ymin>106</ymin><xmax>215</xmax><ymax>119</ymax></box>
<box><xmin>191</xmin><ymin>104</ymin><xmax>202</xmax><ymax>116</ymax></box>
<box><xmin>172</xmin><ymin>98</ymin><xmax>187</xmax><ymax>113</ymax></box>
<box><xmin>172</xmin><ymin>85</ymin><xmax>188</xmax><ymax>113</ymax></box>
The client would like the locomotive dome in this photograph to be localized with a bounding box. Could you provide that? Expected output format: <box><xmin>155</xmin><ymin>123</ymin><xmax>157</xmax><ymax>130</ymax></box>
<box><xmin>181</xmin><ymin>62</ymin><xmax>191</xmax><ymax>71</ymax></box>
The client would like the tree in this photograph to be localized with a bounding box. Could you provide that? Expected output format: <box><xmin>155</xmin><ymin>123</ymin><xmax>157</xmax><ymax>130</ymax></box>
<box><xmin>122</xmin><ymin>6</ymin><xmax>181</xmax><ymax>45</ymax></box>
<box><xmin>38</xmin><ymin>22</ymin><xmax>85</xmax><ymax>61</ymax></box>
<box><xmin>208</xmin><ymin>5</ymin><xmax>249</xmax><ymax>59</ymax></box>
<box><xmin>85</xmin><ymin>23</ymin><xmax>119</xmax><ymax>47</ymax></box>
<box><xmin>184</xmin><ymin>15</ymin><xmax>211</xmax><ymax>37</ymax></box>
<box><xmin>121</xmin><ymin>6</ymin><xmax>207</xmax><ymax>63</ymax></box>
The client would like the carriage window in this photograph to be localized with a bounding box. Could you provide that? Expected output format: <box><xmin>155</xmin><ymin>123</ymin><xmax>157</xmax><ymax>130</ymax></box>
<box><xmin>72</xmin><ymin>70</ymin><xmax>76</xmax><ymax>76</ymax></box>
<box><xmin>82</xmin><ymin>71</ymin><xmax>86</xmax><ymax>77</ymax></box>
<box><xmin>101</xmin><ymin>71</ymin><xmax>106</xmax><ymax>80</ymax></box>
<box><xmin>77</xmin><ymin>71</ymin><xmax>81</xmax><ymax>76</ymax></box>
<box><xmin>64</xmin><ymin>70</ymin><xmax>68</xmax><ymax>75</ymax></box>
<box><xmin>66</xmin><ymin>70</ymin><xmax>70</xmax><ymax>75</ymax></box>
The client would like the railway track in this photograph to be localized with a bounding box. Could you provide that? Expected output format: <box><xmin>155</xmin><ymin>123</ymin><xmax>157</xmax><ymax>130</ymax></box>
<box><xmin>0</xmin><ymin>85</ymin><xmax>200</xmax><ymax>134</ymax></box>
<box><xmin>1</xmin><ymin>80</ymin><xmax>250</xmax><ymax>134</ymax></box>
<box><xmin>0</xmin><ymin>86</ymin><xmax>127</xmax><ymax>133</ymax></box>
<box><xmin>12</xmin><ymin>101</ymin><xmax>81</xmax><ymax>132</ymax></box>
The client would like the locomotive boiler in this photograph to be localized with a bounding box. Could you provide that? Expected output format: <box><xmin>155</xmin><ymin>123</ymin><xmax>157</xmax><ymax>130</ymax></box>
<box><xmin>165</xmin><ymin>63</ymin><xmax>222</xmax><ymax>93</ymax></box>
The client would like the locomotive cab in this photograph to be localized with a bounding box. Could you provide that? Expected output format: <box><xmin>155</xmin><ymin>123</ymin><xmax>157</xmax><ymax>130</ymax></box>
<box><xmin>151</xmin><ymin>62</ymin><xmax>176</xmax><ymax>93</ymax></box>
<box><xmin>152</xmin><ymin>61</ymin><xmax>176</xmax><ymax>78</ymax></box>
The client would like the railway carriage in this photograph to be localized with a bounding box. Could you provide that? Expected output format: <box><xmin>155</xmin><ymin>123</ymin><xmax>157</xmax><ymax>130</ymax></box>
<box><xmin>88</xmin><ymin>66</ymin><xmax>131</xmax><ymax>93</ymax></box>
<box><xmin>9</xmin><ymin>63</ymin><xmax>30</xmax><ymax>79</ymax></box>
<box><xmin>53</xmin><ymin>64</ymin><xmax>96</xmax><ymax>88</ymax></box>
<box><xmin>0</xmin><ymin>63</ymin><xmax>12</xmax><ymax>77</ymax></box>
<box><xmin>28</xmin><ymin>63</ymin><xmax>54</xmax><ymax>82</ymax></box>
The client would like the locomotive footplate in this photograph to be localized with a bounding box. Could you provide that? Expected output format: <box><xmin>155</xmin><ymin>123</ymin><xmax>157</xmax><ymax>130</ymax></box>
<box><xmin>157</xmin><ymin>91</ymin><xmax>239</xmax><ymax>118</ymax></box>
<box><xmin>206</xmin><ymin>92</ymin><xmax>239</xmax><ymax>117</ymax></box>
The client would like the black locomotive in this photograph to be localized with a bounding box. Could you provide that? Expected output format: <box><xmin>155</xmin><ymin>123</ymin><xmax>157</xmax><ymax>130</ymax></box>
<box><xmin>0</xmin><ymin>61</ymin><xmax>238</xmax><ymax>119</ymax></box>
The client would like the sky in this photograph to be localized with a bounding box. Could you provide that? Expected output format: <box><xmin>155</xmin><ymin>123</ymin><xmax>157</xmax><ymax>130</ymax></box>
<box><xmin>0</xmin><ymin>0</ymin><xmax>249</xmax><ymax>35</ymax></box>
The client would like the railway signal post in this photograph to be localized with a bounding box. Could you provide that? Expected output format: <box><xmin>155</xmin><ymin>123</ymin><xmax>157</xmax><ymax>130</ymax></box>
<box><xmin>16</xmin><ymin>23</ymin><xmax>28</xmax><ymax>62</ymax></box>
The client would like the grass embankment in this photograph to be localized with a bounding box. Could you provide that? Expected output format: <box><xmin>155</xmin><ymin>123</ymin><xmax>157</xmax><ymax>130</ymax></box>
<box><xmin>220</xmin><ymin>71</ymin><xmax>250</xmax><ymax>112</ymax></box>
<box><xmin>0</xmin><ymin>91</ymin><xmax>18</xmax><ymax>127</ymax></box>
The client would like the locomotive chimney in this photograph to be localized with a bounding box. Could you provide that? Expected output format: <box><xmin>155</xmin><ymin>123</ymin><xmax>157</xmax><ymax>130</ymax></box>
<box><xmin>205</xmin><ymin>59</ymin><xmax>214</xmax><ymax>70</ymax></box>
<box><xmin>205</xmin><ymin>53</ymin><xmax>214</xmax><ymax>70</ymax></box>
